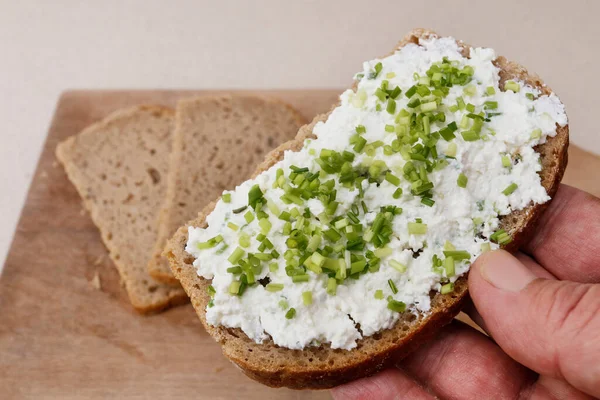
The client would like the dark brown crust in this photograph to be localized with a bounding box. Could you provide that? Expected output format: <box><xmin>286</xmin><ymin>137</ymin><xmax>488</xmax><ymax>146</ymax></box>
<box><xmin>164</xmin><ymin>29</ymin><xmax>569</xmax><ymax>389</ymax></box>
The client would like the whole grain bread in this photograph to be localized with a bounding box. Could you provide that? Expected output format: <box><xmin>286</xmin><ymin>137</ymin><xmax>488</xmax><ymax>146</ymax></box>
<box><xmin>164</xmin><ymin>29</ymin><xmax>569</xmax><ymax>388</ymax></box>
<box><xmin>148</xmin><ymin>95</ymin><xmax>306</xmax><ymax>285</ymax></box>
<box><xmin>56</xmin><ymin>105</ymin><xmax>188</xmax><ymax>313</ymax></box>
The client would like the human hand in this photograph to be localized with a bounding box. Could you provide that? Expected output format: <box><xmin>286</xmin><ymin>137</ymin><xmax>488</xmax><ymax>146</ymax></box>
<box><xmin>332</xmin><ymin>185</ymin><xmax>600</xmax><ymax>399</ymax></box>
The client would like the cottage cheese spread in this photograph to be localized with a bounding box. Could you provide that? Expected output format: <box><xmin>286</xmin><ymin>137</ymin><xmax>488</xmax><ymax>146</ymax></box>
<box><xmin>186</xmin><ymin>37</ymin><xmax>567</xmax><ymax>350</ymax></box>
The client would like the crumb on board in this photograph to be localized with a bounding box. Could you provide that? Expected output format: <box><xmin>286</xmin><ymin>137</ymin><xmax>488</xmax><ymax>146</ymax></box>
<box><xmin>93</xmin><ymin>255</ymin><xmax>104</xmax><ymax>266</ymax></box>
<box><xmin>91</xmin><ymin>270</ymin><xmax>102</xmax><ymax>290</ymax></box>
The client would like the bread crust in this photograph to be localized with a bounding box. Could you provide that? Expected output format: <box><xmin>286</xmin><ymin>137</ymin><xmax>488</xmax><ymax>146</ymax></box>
<box><xmin>164</xmin><ymin>29</ymin><xmax>569</xmax><ymax>388</ymax></box>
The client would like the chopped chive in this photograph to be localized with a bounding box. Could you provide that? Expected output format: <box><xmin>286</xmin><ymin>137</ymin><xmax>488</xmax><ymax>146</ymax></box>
<box><xmin>490</xmin><ymin>229</ymin><xmax>512</xmax><ymax>245</ymax></box>
<box><xmin>421</xmin><ymin>197</ymin><xmax>435</xmax><ymax>207</ymax></box>
<box><xmin>387</xmin><ymin>299</ymin><xmax>406</xmax><ymax>312</ymax></box>
<box><xmin>386</xmin><ymin>99</ymin><xmax>396</xmax><ymax>114</ymax></box>
<box><xmin>248</xmin><ymin>184</ymin><xmax>264</xmax><ymax>210</ymax></box>
<box><xmin>355</xmin><ymin>125</ymin><xmax>366</xmax><ymax>134</ymax></box>
<box><xmin>502</xmin><ymin>183</ymin><xmax>518</xmax><ymax>196</ymax></box>
<box><xmin>302</xmin><ymin>291</ymin><xmax>313</xmax><ymax>305</ymax></box>
<box><xmin>207</xmin><ymin>285</ymin><xmax>216</xmax><ymax>296</ymax></box>
<box><xmin>327</xmin><ymin>277</ymin><xmax>337</xmax><ymax>296</ymax></box>
<box><xmin>227</xmin><ymin>247</ymin><xmax>245</xmax><ymax>264</ymax></box>
<box><xmin>238</xmin><ymin>234</ymin><xmax>250</xmax><ymax>248</ymax></box>
<box><xmin>526</xmin><ymin>92</ymin><xmax>535</xmax><ymax>100</ymax></box>
<box><xmin>442</xmin><ymin>250</ymin><xmax>471</xmax><ymax>260</ymax></box>
<box><xmin>441</xmin><ymin>282</ymin><xmax>455</xmax><ymax>294</ymax></box>
<box><xmin>486</xmin><ymin>86</ymin><xmax>496</xmax><ymax>95</ymax></box>
<box><xmin>229</xmin><ymin>281</ymin><xmax>241</xmax><ymax>295</ymax></box>
<box><xmin>374</xmin><ymin>247</ymin><xmax>392</xmax><ymax>258</ymax></box>
<box><xmin>504</xmin><ymin>80</ymin><xmax>520</xmax><ymax>93</ymax></box>
<box><xmin>444</xmin><ymin>256</ymin><xmax>455</xmax><ymax>277</ymax></box>
<box><xmin>385</xmin><ymin>172</ymin><xmax>401</xmax><ymax>186</ymax></box>
<box><xmin>420</xmin><ymin>101</ymin><xmax>437</xmax><ymax>112</ymax></box>
<box><xmin>227</xmin><ymin>222</ymin><xmax>239</xmax><ymax>231</ymax></box>
<box><xmin>269</xmin><ymin>262</ymin><xmax>278</xmax><ymax>272</ymax></box>
<box><xmin>484</xmin><ymin>101</ymin><xmax>498</xmax><ymax>110</ymax></box>
<box><xmin>285</xmin><ymin>308</ymin><xmax>296</xmax><ymax>319</ymax></box>
<box><xmin>292</xmin><ymin>274</ymin><xmax>310</xmax><ymax>283</ymax></box>
<box><xmin>408</xmin><ymin>222</ymin><xmax>428</xmax><ymax>235</ymax></box>
<box><xmin>457</xmin><ymin>173</ymin><xmax>468</xmax><ymax>188</ymax></box>
<box><xmin>501</xmin><ymin>155</ymin><xmax>511</xmax><ymax>168</ymax></box>
<box><xmin>461</xmin><ymin>131</ymin><xmax>480</xmax><ymax>141</ymax></box>
<box><xmin>385</xmin><ymin>124</ymin><xmax>395</xmax><ymax>132</ymax></box>
<box><xmin>222</xmin><ymin>193</ymin><xmax>231</xmax><ymax>203</ymax></box>
<box><xmin>233</xmin><ymin>205</ymin><xmax>247</xmax><ymax>214</ymax></box>
<box><xmin>389</xmin><ymin>260</ymin><xmax>406</xmax><ymax>273</ymax></box>
<box><xmin>244</xmin><ymin>211</ymin><xmax>255</xmax><ymax>223</ymax></box>
<box><xmin>386</xmin><ymin>72</ymin><xmax>396</xmax><ymax>79</ymax></box>
<box><xmin>466</xmin><ymin>103</ymin><xmax>476</xmax><ymax>113</ymax></box>
<box><xmin>531</xmin><ymin>128</ymin><xmax>542</xmax><ymax>140</ymax></box>
<box><xmin>388</xmin><ymin>279</ymin><xmax>398</xmax><ymax>294</ymax></box>
<box><xmin>259</xmin><ymin>218</ymin><xmax>272</xmax><ymax>234</ymax></box>
<box><xmin>393</xmin><ymin>188</ymin><xmax>403</xmax><ymax>199</ymax></box>
<box><xmin>227</xmin><ymin>267</ymin><xmax>244</xmax><ymax>275</ymax></box>
<box><xmin>374</xmin><ymin>289</ymin><xmax>384</xmax><ymax>299</ymax></box>
<box><xmin>481</xmin><ymin>242</ymin><xmax>491</xmax><ymax>252</ymax></box>
<box><xmin>445</xmin><ymin>142</ymin><xmax>457</xmax><ymax>157</ymax></box>
<box><xmin>266</xmin><ymin>283</ymin><xmax>284</xmax><ymax>292</ymax></box>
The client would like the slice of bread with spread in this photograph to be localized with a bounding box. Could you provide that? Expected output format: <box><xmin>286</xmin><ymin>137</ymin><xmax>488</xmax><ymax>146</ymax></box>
<box><xmin>56</xmin><ymin>105</ymin><xmax>188</xmax><ymax>313</ymax></box>
<box><xmin>164</xmin><ymin>29</ymin><xmax>569</xmax><ymax>388</ymax></box>
<box><xmin>147</xmin><ymin>95</ymin><xmax>306</xmax><ymax>285</ymax></box>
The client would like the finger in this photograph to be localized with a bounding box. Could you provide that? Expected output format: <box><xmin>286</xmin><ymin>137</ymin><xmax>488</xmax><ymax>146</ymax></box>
<box><xmin>515</xmin><ymin>252</ymin><xmax>556</xmax><ymax>280</ymax></box>
<box><xmin>463</xmin><ymin>253</ymin><xmax>553</xmax><ymax>334</ymax></box>
<box><xmin>528</xmin><ymin>376</ymin><xmax>597</xmax><ymax>400</ymax></box>
<box><xmin>469</xmin><ymin>250</ymin><xmax>600</xmax><ymax>397</ymax></box>
<box><xmin>523</xmin><ymin>184</ymin><xmax>600</xmax><ymax>282</ymax></box>
<box><xmin>331</xmin><ymin>368</ymin><xmax>433</xmax><ymax>400</ymax></box>
<box><xmin>399</xmin><ymin>320</ymin><xmax>536</xmax><ymax>399</ymax></box>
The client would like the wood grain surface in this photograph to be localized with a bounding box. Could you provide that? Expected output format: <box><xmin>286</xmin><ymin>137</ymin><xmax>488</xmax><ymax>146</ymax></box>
<box><xmin>0</xmin><ymin>90</ymin><xmax>598</xmax><ymax>399</ymax></box>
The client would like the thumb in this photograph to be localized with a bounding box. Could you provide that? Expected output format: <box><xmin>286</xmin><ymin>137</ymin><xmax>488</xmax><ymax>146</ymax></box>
<box><xmin>469</xmin><ymin>250</ymin><xmax>600</xmax><ymax>397</ymax></box>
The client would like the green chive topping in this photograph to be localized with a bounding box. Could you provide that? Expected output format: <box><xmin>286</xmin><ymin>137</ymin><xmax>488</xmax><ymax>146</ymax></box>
<box><xmin>248</xmin><ymin>184</ymin><xmax>264</xmax><ymax>210</ymax></box>
<box><xmin>285</xmin><ymin>308</ymin><xmax>296</xmax><ymax>319</ymax></box>
<box><xmin>389</xmin><ymin>260</ymin><xmax>406</xmax><ymax>273</ymax></box>
<box><xmin>266</xmin><ymin>283</ymin><xmax>284</xmax><ymax>292</ymax></box>
<box><xmin>441</xmin><ymin>282</ymin><xmax>455</xmax><ymax>294</ymax></box>
<box><xmin>457</xmin><ymin>173</ymin><xmax>468</xmax><ymax>188</ymax></box>
<box><xmin>387</xmin><ymin>299</ymin><xmax>406</xmax><ymax>312</ymax></box>
<box><xmin>302</xmin><ymin>291</ymin><xmax>313</xmax><ymax>305</ymax></box>
<box><xmin>374</xmin><ymin>289</ymin><xmax>384</xmax><ymax>299</ymax></box>
<box><xmin>408</xmin><ymin>222</ymin><xmax>428</xmax><ymax>235</ymax></box>
<box><xmin>327</xmin><ymin>277</ymin><xmax>337</xmax><ymax>296</ymax></box>
<box><xmin>442</xmin><ymin>250</ymin><xmax>471</xmax><ymax>260</ymax></box>
<box><xmin>501</xmin><ymin>155</ymin><xmax>511</xmax><ymax>168</ymax></box>
<box><xmin>502</xmin><ymin>183</ymin><xmax>518</xmax><ymax>196</ymax></box>
<box><xmin>490</xmin><ymin>229</ymin><xmax>512</xmax><ymax>245</ymax></box>
<box><xmin>444</xmin><ymin>256</ymin><xmax>455</xmax><ymax>277</ymax></box>
<box><xmin>227</xmin><ymin>247</ymin><xmax>245</xmax><ymax>264</ymax></box>
<box><xmin>222</xmin><ymin>193</ymin><xmax>231</xmax><ymax>203</ymax></box>
<box><xmin>388</xmin><ymin>279</ymin><xmax>398</xmax><ymax>294</ymax></box>
<box><xmin>504</xmin><ymin>80</ymin><xmax>520</xmax><ymax>93</ymax></box>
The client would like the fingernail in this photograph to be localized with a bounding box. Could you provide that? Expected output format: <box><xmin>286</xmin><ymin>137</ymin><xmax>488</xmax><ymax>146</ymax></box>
<box><xmin>477</xmin><ymin>250</ymin><xmax>536</xmax><ymax>292</ymax></box>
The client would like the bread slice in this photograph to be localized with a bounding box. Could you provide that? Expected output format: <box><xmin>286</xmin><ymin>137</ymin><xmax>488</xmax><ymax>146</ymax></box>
<box><xmin>147</xmin><ymin>95</ymin><xmax>306</xmax><ymax>285</ymax></box>
<box><xmin>56</xmin><ymin>105</ymin><xmax>188</xmax><ymax>313</ymax></box>
<box><xmin>164</xmin><ymin>29</ymin><xmax>569</xmax><ymax>388</ymax></box>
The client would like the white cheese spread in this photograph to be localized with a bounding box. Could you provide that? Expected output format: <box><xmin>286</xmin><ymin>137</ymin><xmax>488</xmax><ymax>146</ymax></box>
<box><xmin>185</xmin><ymin>37</ymin><xmax>567</xmax><ymax>350</ymax></box>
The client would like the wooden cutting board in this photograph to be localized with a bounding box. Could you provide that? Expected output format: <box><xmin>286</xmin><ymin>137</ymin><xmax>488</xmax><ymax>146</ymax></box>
<box><xmin>1</xmin><ymin>90</ymin><xmax>598</xmax><ymax>399</ymax></box>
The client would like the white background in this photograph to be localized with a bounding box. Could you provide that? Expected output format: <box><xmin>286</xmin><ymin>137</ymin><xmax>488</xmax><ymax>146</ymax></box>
<box><xmin>1</xmin><ymin>0</ymin><xmax>598</xmax><ymax>270</ymax></box>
